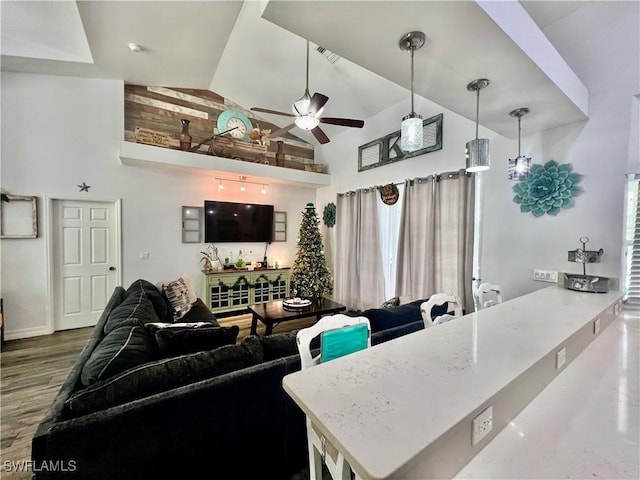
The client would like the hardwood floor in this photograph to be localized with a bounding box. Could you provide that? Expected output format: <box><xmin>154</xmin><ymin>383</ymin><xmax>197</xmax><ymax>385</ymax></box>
<box><xmin>0</xmin><ymin>312</ymin><xmax>317</xmax><ymax>479</ymax></box>
<box><xmin>1</xmin><ymin>328</ymin><xmax>90</xmax><ymax>479</ymax></box>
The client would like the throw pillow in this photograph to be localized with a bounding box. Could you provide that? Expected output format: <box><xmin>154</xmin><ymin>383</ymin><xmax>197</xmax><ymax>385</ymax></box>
<box><xmin>81</xmin><ymin>325</ymin><xmax>156</xmax><ymax>386</ymax></box>
<box><xmin>66</xmin><ymin>343</ymin><xmax>261</xmax><ymax>416</ymax></box>
<box><xmin>159</xmin><ymin>274</ymin><xmax>197</xmax><ymax>321</ymax></box>
<box><xmin>154</xmin><ymin>326</ymin><xmax>240</xmax><ymax>357</ymax></box>
<box><xmin>381</xmin><ymin>296</ymin><xmax>400</xmax><ymax>308</ymax></box>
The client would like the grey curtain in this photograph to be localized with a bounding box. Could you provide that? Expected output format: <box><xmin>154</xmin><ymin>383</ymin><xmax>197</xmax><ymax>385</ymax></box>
<box><xmin>334</xmin><ymin>188</ymin><xmax>385</xmax><ymax>310</ymax></box>
<box><xmin>395</xmin><ymin>170</ymin><xmax>475</xmax><ymax>312</ymax></box>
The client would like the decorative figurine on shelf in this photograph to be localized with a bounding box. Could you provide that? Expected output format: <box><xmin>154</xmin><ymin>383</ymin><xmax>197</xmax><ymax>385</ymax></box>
<box><xmin>200</xmin><ymin>244</ymin><xmax>221</xmax><ymax>272</ymax></box>
<box><xmin>248</xmin><ymin>126</ymin><xmax>272</xmax><ymax>146</ymax></box>
<box><xmin>179</xmin><ymin>119</ymin><xmax>192</xmax><ymax>151</ymax></box>
<box><xmin>563</xmin><ymin>236</ymin><xmax>609</xmax><ymax>293</ymax></box>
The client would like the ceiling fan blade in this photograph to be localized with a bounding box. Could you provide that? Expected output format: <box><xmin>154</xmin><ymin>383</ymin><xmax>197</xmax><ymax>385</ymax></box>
<box><xmin>250</xmin><ymin>107</ymin><xmax>296</xmax><ymax>117</ymax></box>
<box><xmin>319</xmin><ymin>117</ymin><xmax>365</xmax><ymax>128</ymax></box>
<box><xmin>311</xmin><ymin>126</ymin><xmax>330</xmax><ymax>144</ymax></box>
<box><xmin>309</xmin><ymin>93</ymin><xmax>329</xmax><ymax>115</ymax></box>
<box><xmin>268</xmin><ymin>123</ymin><xmax>296</xmax><ymax>138</ymax></box>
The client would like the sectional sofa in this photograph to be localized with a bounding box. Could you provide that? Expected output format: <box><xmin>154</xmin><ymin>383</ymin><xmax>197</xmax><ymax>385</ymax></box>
<box><xmin>32</xmin><ymin>279</ymin><xmax>430</xmax><ymax>479</ymax></box>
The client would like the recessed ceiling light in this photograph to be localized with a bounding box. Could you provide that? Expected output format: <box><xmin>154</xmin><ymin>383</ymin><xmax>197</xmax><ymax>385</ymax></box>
<box><xmin>128</xmin><ymin>43</ymin><xmax>142</xmax><ymax>53</ymax></box>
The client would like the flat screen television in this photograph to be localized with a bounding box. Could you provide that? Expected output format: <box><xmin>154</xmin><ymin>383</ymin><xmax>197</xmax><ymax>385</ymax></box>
<box><xmin>204</xmin><ymin>200</ymin><xmax>274</xmax><ymax>243</ymax></box>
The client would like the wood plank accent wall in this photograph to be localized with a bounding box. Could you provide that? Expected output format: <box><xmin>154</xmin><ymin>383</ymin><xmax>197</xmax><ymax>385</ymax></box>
<box><xmin>124</xmin><ymin>85</ymin><xmax>319</xmax><ymax>170</ymax></box>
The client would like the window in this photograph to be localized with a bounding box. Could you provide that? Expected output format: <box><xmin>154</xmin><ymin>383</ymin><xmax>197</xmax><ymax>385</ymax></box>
<box><xmin>377</xmin><ymin>184</ymin><xmax>404</xmax><ymax>300</ymax></box>
<box><xmin>623</xmin><ymin>175</ymin><xmax>639</xmax><ymax>307</ymax></box>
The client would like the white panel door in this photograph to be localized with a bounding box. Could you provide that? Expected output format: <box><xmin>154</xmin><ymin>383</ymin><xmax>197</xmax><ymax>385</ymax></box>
<box><xmin>53</xmin><ymin>200</ymin><xmax>118</xmax><ymax>330</ymax></box>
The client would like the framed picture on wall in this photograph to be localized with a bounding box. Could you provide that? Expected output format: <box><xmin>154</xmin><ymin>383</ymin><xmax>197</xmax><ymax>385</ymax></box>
<box><xmin>358</xmin><ymin>113</ymin><xmax>443</xmax><ymax>172</ymax></box>
<box><xmin>273</xmin><ymin>211</ymin><xmax>286</xmax><ymax>242</ymax></box>
<box><xmin>0</xmin><ymin>194</ymin><xmax>38</xmax><ymax>238</ymax></box>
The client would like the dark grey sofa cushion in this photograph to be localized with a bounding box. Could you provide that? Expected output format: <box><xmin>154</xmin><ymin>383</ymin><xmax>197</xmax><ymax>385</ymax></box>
<box><xmin>179</xmin><ymin>298</ymin><xmax>219</xmax><ymax>326</ymax></box>
<box><xmin>154</xmin><ymin>325</ymin><xmax>239</xmax><ymax>357</ymax></box>
<box><xmin>81</xmin><ymin>325</ymin><xmax>156</xmax><ymax>386</ymax></box>
<box><xmin>259</xmin><ymin>330</ymin><xmax>299</xmax><ymax>361</ymax></box>
<box><xmin>66</xmin><ymin>342</ymin><xmax>262</xmax><ymax>416</ymax></box>
<box><xmin>103</xmin><ymin>287</ymin><xmax>161</xmax><ymax>335</ymax></box>
<box><xmin>358</xmin><ymin>298</ymin><xmax>451</xmax><ymax>333</ymax></box>
<box><xmin>125</xmin><ymin>279</ymin><xmax>171</xmax><ymax>323</ymax></box>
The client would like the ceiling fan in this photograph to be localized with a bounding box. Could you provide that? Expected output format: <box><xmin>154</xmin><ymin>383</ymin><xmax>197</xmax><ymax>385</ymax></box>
<box><xmin>251</xmin><ymin>40</ymin><xmax>364</xmax><ymax>144</ymax></box>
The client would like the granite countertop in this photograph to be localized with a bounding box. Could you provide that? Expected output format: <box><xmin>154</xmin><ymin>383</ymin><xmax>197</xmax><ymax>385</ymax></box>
<box><xmin>283</xmin><ymin>286</ymin><xmax>623</xmax><ymax>480</ymax></box>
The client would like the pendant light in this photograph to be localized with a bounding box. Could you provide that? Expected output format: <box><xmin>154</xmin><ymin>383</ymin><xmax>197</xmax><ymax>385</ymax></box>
<box><xmin>508</xmin><ymin>108</ymin><xmax>531</xmax><ymax>180</ymax></box>
<box><xmin>465</xmin><ymin>78</ymin><xmax>490</xmax><ymax>172</ymax></box>
<box><xmin>399</xmin><ymin>31</ymin><xmax>426</xmax><ymax>152</ymax></box>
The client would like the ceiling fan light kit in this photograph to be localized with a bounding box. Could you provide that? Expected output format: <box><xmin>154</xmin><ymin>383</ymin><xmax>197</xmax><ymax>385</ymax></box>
<box><xmin>508</xmin><ymin>107</ymin><xmax>532</xmax><ymax>180</ymax></box>
<box><xmin>250</xmin><ymin>40</ymin><xmax>364</xmax><ymax>145</ymax></box>
<box><xmin>465</xmin><ymin>78</ymin><xmax>491</xmax><ymax>173</ymax></box>
<box><xmin>399</xmin><ymin>31</ymin><xmax>426</xmax><ymax>153</ymax></box>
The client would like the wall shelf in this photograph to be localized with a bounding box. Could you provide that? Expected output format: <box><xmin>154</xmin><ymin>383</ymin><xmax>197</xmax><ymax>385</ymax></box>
<box><xmin>119</xmin><ymin>141</ymin><xmax>332</xmax><ymax>189</ymax></box>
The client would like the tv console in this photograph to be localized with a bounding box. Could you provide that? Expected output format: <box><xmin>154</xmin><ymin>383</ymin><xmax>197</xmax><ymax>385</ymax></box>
<box><xmin>202</xmin><ymin>268</ymin><xmax>291</xmax><ymax>314</ymax></box>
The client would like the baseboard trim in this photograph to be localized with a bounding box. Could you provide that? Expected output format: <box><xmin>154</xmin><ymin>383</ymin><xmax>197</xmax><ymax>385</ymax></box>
<box><xmin>4</xmin><ymin>326</ymin><xmax>53</xmax><ymax>341</ymax></box>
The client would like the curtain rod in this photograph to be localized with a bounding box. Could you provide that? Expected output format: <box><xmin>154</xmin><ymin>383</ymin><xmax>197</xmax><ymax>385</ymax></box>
<box><xmin>337</xmin><ymin>169</ymin><xmax>470</xmax><ymax>196</ymax></box>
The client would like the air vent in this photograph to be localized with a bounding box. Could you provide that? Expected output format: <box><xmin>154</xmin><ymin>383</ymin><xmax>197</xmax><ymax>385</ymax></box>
<box><xmin>316</xmin><ymin>46</ymin><xmax>340</xmax><ymax>64</ymax></box>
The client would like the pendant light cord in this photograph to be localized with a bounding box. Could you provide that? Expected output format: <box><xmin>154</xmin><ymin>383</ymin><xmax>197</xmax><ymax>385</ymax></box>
<box><xmin>305</xmin><ymin>40</ymin><xmax>310</xmax><ymax>92</ymax></box>
<box><xmin>410</xmin><ymin>46</ymin><xmax>415</xmax><ymax>114</ymax></box>
<box><xmin>517</xmin><ymin>115</ymin><xmax>522</xmax><ymax>157</ymax></box>
<box><xmin>475</xmin><ymin>88</ymin><xmax>480</xmax><ymax>141</ymax></box>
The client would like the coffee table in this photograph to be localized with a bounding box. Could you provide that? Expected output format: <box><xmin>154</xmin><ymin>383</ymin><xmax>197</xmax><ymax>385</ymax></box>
<box><xmin>248</xmin><ymin>298</ymin><xmax>347</xmax><ymax>335</ymax></box>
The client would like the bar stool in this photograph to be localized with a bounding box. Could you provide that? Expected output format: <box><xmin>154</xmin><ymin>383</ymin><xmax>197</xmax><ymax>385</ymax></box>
<box><xmin>296</xmin><ymin>314</ymin><xmax>370</xmax><ymax>480</ymax></box>
<box><xmin>420</xmin><ymin>293</ymin><xmax>463</xmax><ymax>328</ymax></box>
<box><xmin>476</xmin><ymin>283</ymin><xmax>503</xmax><ymax>309</ymax></box>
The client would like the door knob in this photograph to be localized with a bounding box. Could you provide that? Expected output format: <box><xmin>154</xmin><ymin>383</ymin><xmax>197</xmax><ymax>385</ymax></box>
<box><xmin>109</xmin><ymin>266</ymin><xmax>116</xmax><ymax>271</ymax></box>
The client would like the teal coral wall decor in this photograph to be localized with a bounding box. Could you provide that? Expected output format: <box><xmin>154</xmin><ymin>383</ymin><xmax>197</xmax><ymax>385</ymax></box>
<box><xmin>512</xmin><ymin>160</ymin><xmax>582</xmax><ymax>217</ymax></box>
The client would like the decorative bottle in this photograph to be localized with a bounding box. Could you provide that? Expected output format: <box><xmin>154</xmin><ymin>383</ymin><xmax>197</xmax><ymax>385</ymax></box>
<box><xmin>179</xmin><ymin>119</ymin><xmax>192</xmax><ymax>151</ymax></box>
<box><xmin>276</xmin><ymin>141</ymin><xmax>285</xmax><ymax>167</ymax></box>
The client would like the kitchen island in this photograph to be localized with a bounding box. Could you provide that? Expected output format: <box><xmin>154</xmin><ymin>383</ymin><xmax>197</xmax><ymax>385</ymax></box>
<box><xmin>283</xmin><ymin>286</ymin><xmax>623</xmax><ymax>479</ymax></box>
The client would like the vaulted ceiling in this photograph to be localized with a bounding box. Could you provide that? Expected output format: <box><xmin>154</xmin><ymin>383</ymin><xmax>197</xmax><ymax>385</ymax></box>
<box><xmin>2</xmin><ymin>1</ymin><xmax>638</xmax><ymax>145</ymax></box>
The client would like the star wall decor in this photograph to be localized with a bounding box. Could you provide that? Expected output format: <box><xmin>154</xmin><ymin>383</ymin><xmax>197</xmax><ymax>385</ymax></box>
<box><xmin>77</xmin><ymin>182</ymin><xmax>91</xmax><ymax>192</ymax></box>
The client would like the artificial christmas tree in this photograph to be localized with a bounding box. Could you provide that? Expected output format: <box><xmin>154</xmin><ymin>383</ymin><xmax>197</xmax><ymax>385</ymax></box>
<box><xmin>290</xmin><ymin>203</ymin><xmax>333</xmax><ymax>301</ymax></box>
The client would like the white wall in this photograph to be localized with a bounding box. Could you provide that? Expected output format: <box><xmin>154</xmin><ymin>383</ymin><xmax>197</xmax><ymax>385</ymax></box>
<box><xmin>480</xmin><ymin>4</ymin><xmax>638</xmax><ymax>300</ymax></box>
<box><xmin>314</xmin><ymin>93</ymin><xmax>506</xmax><ymax>288</ymax></box>
<box><xmin>0</xmin><ymin>72</ymin><xmax>314</xmax><ymax>339</ymax></box>
<box><xmin>314</xmin><ymin>3</ymin><xmax>638</xmax><ymax>304</ymax></box>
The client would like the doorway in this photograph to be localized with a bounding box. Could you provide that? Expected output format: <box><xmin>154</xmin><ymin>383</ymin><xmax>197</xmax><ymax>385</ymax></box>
<box><xmin>48</xmin><ymin>198</ymin><xmax>121</xmax><ymax>331</ymax></box>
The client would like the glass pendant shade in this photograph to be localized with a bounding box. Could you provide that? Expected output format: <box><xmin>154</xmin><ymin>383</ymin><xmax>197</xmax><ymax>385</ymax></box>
<box><xmin>401</xmin><ymin>114</ymin><xmax>423</xmax><ymax>152</ymax></box>
<box><xmin>508</xmin><ymin>155</ymin><xmax>532</xmax><ymax>180</ymax></box>
<box><xmin>465</xmin><ymin>78</ymin><xmax>491</xmax><ymax>173</ymax></box>
<box><xmin>465</xmin><ymin>138</ymin><xmax>490</xmax><ymax>172</ymax></box>
<box><xmin>399</xmin><ymin>31</ymin><xmax>426</xmax><ymax>153</ymax></box>
<box><xmin>508</xmin><ymin>107</ymin><xmax>531</xmax><ymax>180</ymax></box>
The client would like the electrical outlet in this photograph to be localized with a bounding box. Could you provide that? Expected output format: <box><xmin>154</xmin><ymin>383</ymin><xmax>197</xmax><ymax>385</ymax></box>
<box><xmin>556</xmin><ymin>347</ymin><xmax>567</xmax><ymax>369</ymax></box>
<box><xmin>472</xmin><ymin>406</ymin><xmax>493</xmax><ymax>445</ymax></box>
<box><xmin>533</xmin><ymin>269</ymin><xmax>558</xmax><ymax>283</ymax></box>
<box><xmin>594</xmin><ymin>317</ymin><xmax>600</xmax><ymax>335</ymax></box>
<box><xmin>139</xmin><ymin>251</ymin><xmax>150</xmax><ymax>260</ymax></box>
<box><xmin>613</xmin><ymin>301</ymin><xmax>621</xmax><ymax>316</ymax></box>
